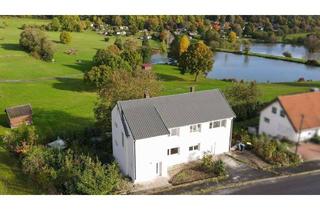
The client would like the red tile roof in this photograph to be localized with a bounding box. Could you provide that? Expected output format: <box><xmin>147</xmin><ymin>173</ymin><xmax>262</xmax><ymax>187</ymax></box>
<box><xmin>278</xmin><ymin>92</ymin><xmax>320</xmax><ymax>132</ymax></box>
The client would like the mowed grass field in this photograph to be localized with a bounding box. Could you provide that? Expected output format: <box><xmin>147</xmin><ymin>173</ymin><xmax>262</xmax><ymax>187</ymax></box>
<box><xmin>0</xmin><ymin>17</ymin><xmax>320</xmax><ymax>194</ymax></box>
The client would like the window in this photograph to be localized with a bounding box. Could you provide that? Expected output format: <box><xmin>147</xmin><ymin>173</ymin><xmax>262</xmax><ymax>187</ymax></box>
<box><xmin>170</xmin><ymin>128</ymin><xmax>180</xmax><ymax>136</ymax></box>
<box><xmin>264</xmin><ymin>117</ymin><xmax>270</xmax><ymax>123</ymax></box>
<box><xmin>272</xmin><ymin>107</ymin><xmax>277</xmax><ymax>114</ymax></box>
<box><xmin>221</xmin><ymin>120</ymin><xmax>227</xmax><ymax>127</ymax></box>
<box><xmin>167</xmin><ymin>147</ymin><xmax>180</xmax><ymax>155</ymax></box>
<box><xmin>209</xmin><ymin>122</ymin><xmax>213</xmax><ymax>129</ymax></box>
<box><xmin>213</xmin><ymin>121</ymin><xmax>220</xmax><ymax>128</ymax></box>
<box><xmin>190</xmin><ymin>124</ymin><xmax>201</xmax><ymax>133</ymax></box>
<box><xmin>280</xmin><ymin>110</ymin><xmax>285</xmax><ymax>118</ymax></box>
<box><xmin>189</xmin><ymin>144</ymin><xmax>200</xmax><ymax>151</ymax></box>
<box><xmin>121</xmin><ymin>132</ymin><xmax>124</xmax><ymax>147</ymax></box>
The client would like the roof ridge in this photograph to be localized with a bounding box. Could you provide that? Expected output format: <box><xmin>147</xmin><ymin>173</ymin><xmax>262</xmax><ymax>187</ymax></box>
<box><xmin>118</xmin><ymin>89</ymin><xmax>220</xmax><ymax>103</ymax></box>
<box><xmin>152</xmin><ymin>105</ymin><xmax>170</xmax><ymax>133</ymax></box>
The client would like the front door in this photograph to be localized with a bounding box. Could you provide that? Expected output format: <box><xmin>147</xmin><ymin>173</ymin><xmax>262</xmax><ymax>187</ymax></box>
<box><xmin>155</xmin><ymin>161</ymin><xmax>162</xmax><ymax>176</ymax></box>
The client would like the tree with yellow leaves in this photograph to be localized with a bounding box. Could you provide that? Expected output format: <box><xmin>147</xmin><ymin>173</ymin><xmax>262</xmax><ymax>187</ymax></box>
<box><xmin>228</xmin><ymin>31</ymin><xmax>237</xmax><ymax>43</ymax></box>
<box><xmin>179</xmin><ymin>35</ymin><xmax>190</xmax><ymax>56</ymax></box>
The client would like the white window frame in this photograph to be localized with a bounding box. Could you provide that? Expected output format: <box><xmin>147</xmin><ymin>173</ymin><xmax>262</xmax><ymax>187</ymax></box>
<box><xmin>167</xmin><ymin>147</ymin><xmax>180</xmax><ymax>155</ymax></box>
<box><xmin>170</xmin><ymin>128</ymin><xmax>180</xmax><ymax>136</ymax></box>
<box><xmin>221</xmin><ymin>119</ymin><xmax>227</xmax><ymax>127</ymax></box>
<box><xmin>213</xmin><ymin>121</ymin><xmax>220</xmax><ymax>128</ymax></box>
<box><xmin>189</xmin><ymin>144</ymin><xmax>200</xmax><ymax>151</ymax></box>
<box><xmin>272</xmin><ymin>106</ymin><xmax>277</xmax><ymax>114</ymax></box>
<box><xmin>280</xmin><ymin>110</ymin><xmax>285</xmax><ymax>118</ymax></box>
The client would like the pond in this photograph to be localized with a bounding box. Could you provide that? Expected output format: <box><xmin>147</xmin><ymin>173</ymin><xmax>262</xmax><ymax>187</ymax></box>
<box><xmin>207</xmin><ymin>52</ymin><xmax>320</xmax><ymax>83</ymax></box>
<box><xmin>241</xmin><ymin>43</ymin><xmax>320</xmax><ymax>60</ymax></box>
<box><xmin>151</xmin><ymin>43</ymin><xmax>320</xmax><ymax>83</ymax></box>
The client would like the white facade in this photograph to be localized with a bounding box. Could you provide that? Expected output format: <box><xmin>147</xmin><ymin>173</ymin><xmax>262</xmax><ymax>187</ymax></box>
<box><xmin>259</xmin><ymin>101</ymin><xmax>320</xmax><ymax>142</ymax></box>
<box><xmin>112</xmin><ymin>105</ymin><xmax>234</xmax><ymax>183</ymax></box>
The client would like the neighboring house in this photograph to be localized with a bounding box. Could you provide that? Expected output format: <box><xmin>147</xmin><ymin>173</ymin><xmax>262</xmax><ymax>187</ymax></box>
<box><xmin>5</xmin><ymin>104</ymin><xmax>33</xmax><ymax>128</ymax></box>
<box><xmin>259</xmin><ymin>92</ymin><xmax>320</xmax><ymax>142</ymax></box>
<box><xmin>112</xmin><ymin>89</ymin><xmax>236</xmax><ymax>183</ymax></box>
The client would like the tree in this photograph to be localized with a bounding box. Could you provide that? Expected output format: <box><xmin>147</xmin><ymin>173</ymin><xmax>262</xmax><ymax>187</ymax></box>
<box><xmin>141</xmin><ymin>37</ymin><xmax>152</xmax><ymax>63</ymax></box>
<box><xmin>242</xmin><ymin>39</ymin><xmax>251</xmax><ymax>54</ymax></box>
<box><xmin>58</xmin><ymin>16</ymin><xmax>84</xmax><ymax>32</ymax></box>
<box><xmin>231</xmin><ymin>23</ymin><xmax>243</xmax><ymax>37</ymax></box>
<box><xmin>95</xmin><ymin>69</ymin><xmax>161</xmax><ymax>132</ymax></box>
<box><xmin>203</xmin><ymin>29</ymin><xmax>220</xmax><ymax>45</ymax></box>
<box><xmin>84</xmin><ymin>65</ymin><xmax>113</xmax><ymax>87</ymax></box>
<box><xmin>179</xmin><ymin>35</ymin><xmax>190</xmax><ymax>56</ymax></box>
<box><xmin>114</xmin><ymin>37</ymin><xmax>124</xmax><ymax>50</ymax></box>
<box><xmin>50</xmin><ymin>17</ymin><xmax>61</xmax><ymax>31</ymax></box>
<box><xmin>224</xmin><ymin>82</ymin><xmax>260</xmax><ymax>120</ymax></box>
<box><xmin>168</xmin><ymin>36</ymin><xmax>180</xmax><ymax>61</ymax></box>
<box><xmin>179</xmin><ymin>41</ymin><xmax>213</xmax><ymax>82</ymax></box>
<box><xmin>60</xmin><ymin>31</ymin><xmax>72</xmax><ymax>44</ymax></box>
<box><xmin>19</xmin><ymin>27</ymin><xmax>55</xmax><ymax>61</ymax></box>
<box><xmin>228</xmin><ymin>31</ymin><xmax>237</xmax><ymax>43</ymax></box>
<box><xmin>92</xmin><ymin>48</ymin><xmax>131</xmax><ymax>71</ymax></box>
<box><xmin>304</xmin><ymin>33</ymin><xmax>320</xmax><ymax>53</ymax></box>
<box><xmin>121</xmin><ymin>49</ymin><xmax>142</xmax><ymax>70</ymax></box>
<box><xmin>123</xmin><ymin>38</ymin><xmax>139</xmax><ymax>51</ymax></box>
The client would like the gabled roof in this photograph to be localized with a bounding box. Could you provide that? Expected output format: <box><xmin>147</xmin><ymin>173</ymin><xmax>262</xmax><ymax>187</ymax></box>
<box><xmin>118</xmin><ymin>89</ymin><xmax>236</xmax><ymax>140</ymax></box>
<box><xmin>277</xmin><ymin>92</ymin><xmax>320</xmax><ymax>132</ymax></box>
<box><xmin>5</xmin><ymin>104</ymin><xmax>32</xmax><ymax>119</ymax></box>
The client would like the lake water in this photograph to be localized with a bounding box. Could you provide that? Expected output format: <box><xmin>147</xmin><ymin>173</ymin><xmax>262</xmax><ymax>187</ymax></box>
<box><xmin>208</xmin><ymin>52</ymin><xmax>320</xmax><ymax>83</ymax></box>
<box><xmin>242</xmin><ymin>43</ymin><xmax>320</xmax><ymax>60</ymax></box>
<box><xmin>151</xmin><ymin>43</ymin><xmax>320</xmax><ymax>83</ymax></box>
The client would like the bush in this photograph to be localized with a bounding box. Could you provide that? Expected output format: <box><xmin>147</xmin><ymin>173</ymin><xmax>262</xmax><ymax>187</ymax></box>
<box><xmin>283</xmin><ymin>51</ymin><xmax>292</xmax><ymax>58</ymax></box>
<box><xmin>3</xmin><ymin>125</ymin><xmax>39</xmax><ymax>155</ymax></box>
<box><xmin>213</xmin><ymin>160</ymin><xmax>226</xmax><ymax>176</ymax></box>
<box><xmin>310</xmin><ymin>136</ymin><xmax>320</xmax><ymax>144</ymax></box>
<box><xmin>60</xmin><ymin>31</ymin><xmax>72</xmax><ymax>44</ymax></box>
<box><xmin>251</xmin><ymin>135</ymin><xmax>301</xmax><ymax>167</ymax></box>
<box><xmin>201</xmin><ymin>153</ymin><xmax>215</xmax><ymax>172</ymax></box>
<box><xmin>19</xmin><ymin>27</ymin><xmax>55</xmax><ymax>61</ymax></box>
<box><xmin>104</xmin><ymin>37</ymin><xmax>110</xmax><ymax>42</ymax></box>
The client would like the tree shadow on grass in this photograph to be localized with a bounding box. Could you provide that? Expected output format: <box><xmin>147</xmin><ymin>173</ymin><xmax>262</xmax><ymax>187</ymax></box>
<box><xmin>0</xmin><ymin>113</ymin><xmax>8</xmax><ymax>129</ymax></box>
<box><xmin>156</xmin><ymin>72</ymin><xmax>185</xmax><ymax>81</ymax></box>
<box><xmin>52</xmin><ymin>77</ymin><xmax>96</xmax><ymax>92</ymax></box>
<box><xmin>63</xmin><ymin>60</ymin><xmax>93</xmax><ymax>73</ymax></box>
<box><xmin>0</xmin><ymin>43</ymin><xmax>23</xmax><ymax>52</ymax></box>
<box><xmin>32</xmin><ymin>108</ymin><xmax>95</xmax><ymax>143</ymax></box>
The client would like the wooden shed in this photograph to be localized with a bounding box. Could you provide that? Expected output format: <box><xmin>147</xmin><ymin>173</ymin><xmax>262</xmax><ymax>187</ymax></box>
<box><xmin>141</xmin><ymin>63</ymin><xmax>152</xmax><ymax>70</ymax></box>
<box><xmin>5</xmin><ymin>104</ymin><xmax>33</xmax><ymax>128</ymax></box>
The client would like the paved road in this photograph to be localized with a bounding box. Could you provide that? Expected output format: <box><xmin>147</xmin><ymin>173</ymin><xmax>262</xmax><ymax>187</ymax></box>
<box><xmin>211</xmin><ymin>173</ymin><xmax>320</xmax><ymax>195</ymax></box>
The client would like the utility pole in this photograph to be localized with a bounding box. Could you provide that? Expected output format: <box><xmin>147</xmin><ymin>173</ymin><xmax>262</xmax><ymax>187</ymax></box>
<box><xmin>295</xmin><ymin>114</ymin><xmax>305</xmax><ymax>155</ymax></box>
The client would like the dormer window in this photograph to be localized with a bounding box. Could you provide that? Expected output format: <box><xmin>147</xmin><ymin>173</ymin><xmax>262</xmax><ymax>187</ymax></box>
<box><xmin>170</xmin><ymin>128</ymin><xmax>180</xmax><ymax>136</ymax></box>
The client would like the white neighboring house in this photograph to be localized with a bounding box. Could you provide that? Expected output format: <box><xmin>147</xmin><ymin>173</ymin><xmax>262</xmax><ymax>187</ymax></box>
<box><xmin>112</xmin><ymin>88</ymin><xmax>236</xmax><ymax>183</ymax></box>
<box><xmin>259</xmin><ymin>91</ymin><xmax>320</xmax><ymax>142</ymax></box>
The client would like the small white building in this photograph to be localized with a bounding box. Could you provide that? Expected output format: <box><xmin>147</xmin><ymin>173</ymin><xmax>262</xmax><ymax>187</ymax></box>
<box><xmin>112</xmin><ymin>89</ymin><xmax>235</xmax><ymax>183</ymax></box>
<box><xmin>259</xmin><ymin>92</ymin><xmax>320</xmax><ymax>142</ymax></box>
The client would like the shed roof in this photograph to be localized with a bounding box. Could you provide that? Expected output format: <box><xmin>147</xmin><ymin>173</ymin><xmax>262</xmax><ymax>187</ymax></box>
<box><xmin>118</xmin><ymin>89</ymin><xmax>235</xmax><ymax>140</ymax></box>
<box><xmin>5</xmin><ymin>104</ymin><xmax>32</xmax><ymax>119</ymax></box>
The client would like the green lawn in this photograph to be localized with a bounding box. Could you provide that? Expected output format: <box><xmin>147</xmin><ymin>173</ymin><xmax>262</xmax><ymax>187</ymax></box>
<box><xmin>0</xmin><ymin>17</ymin><xmax>320</xmax><ymax>194</ymax></box>
<box><xmin>0</xmin><ymin>144</ymin><xmax>40</xmax><ymax>194</ymax></box>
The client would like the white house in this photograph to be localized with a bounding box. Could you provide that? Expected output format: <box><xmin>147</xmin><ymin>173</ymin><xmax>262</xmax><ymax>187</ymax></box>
<box><xmin>112</xmin><ymin>88</ymin><xmax>236</xmax><ymax>183</ymax></box>
<box><xmin>259</xmin><ymin>91</ymin><xmax>320</xmax><ymax>142</ymax></box>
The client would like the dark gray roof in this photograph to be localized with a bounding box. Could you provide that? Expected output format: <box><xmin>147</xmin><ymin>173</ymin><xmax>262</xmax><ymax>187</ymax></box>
<box><xmin>5</xmin><ymin>104</ymin><xmax>32</xmax><ymax>119</ymax></box>
<box><xmin>118</xmin><ymin>89</ymin><xmax>235</xmax><ymax>140</ymax></box>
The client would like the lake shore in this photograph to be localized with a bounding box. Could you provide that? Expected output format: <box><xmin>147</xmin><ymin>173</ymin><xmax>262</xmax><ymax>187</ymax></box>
<box><xmin>215</xmin><ymin>48</ymin><xmax>320</xmax><ymax>67</ymax></box>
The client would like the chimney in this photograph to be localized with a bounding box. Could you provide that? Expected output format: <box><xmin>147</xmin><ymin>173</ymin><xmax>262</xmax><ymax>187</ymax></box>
<box><xmin>144</xmin><ymin>90</ymin><xmax>150</xmax><ymax>98</ymax></box>
<box><xmin>189</xmin><ymin>86</ymin><xmax>195</xmax><ymax>93</ymax></box>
